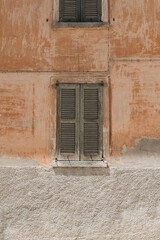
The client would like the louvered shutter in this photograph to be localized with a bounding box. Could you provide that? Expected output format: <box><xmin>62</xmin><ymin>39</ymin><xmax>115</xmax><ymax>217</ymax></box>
<box><xmin>81</xmin><ymin>0</ymin><xmax>101</xmax><ymax>22</ymax></box>
<box><xmin>80</xmin><ymin>84</ymin><xmax>103</xmax><ymax>160</ymax></box>
<box><xmin>56</xmin><ymin>84</ymin><xmax>79</xmax><ymax>160</ymax></box>
<box><xmin>59</xmin><ymin>0</ymin><xmax>81</xmax><ymax>22</ymax></box>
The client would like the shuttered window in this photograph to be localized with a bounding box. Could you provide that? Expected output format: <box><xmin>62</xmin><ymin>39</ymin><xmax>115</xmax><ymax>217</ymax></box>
<box><xmin>59</xmin><ymin>0</ymin><xmax>101</xmax><ymax>22</ymax></box>
<box><xmin>56</xmin><ymin>83</ymin><xmax>103</xmax><ymax>161</ymax></box>
<box><xmin>56</xmin><ymin>84</ymin><xmax>80</xmax><ymax>161</ymax></box>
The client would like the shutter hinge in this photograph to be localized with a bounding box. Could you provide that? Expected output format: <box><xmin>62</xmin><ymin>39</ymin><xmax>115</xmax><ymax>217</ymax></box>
<box><xmin>101</xmin><ymin>153</ymin><xmax>104</xmax><ymax>161</ymax></box>
<box><xmin>51</xmin><ymin>81</ymin><xmax>59</xmax><ymax>89</ymax></box>
<box><xmin>101</xmin><ymin>81</ymin><xmax>104</xmax><ymax>86</ymax></box>
<box><xmin>51</xmin><ymin>84</ymin><xmax>54</xmax><ymax>89</ymax></box>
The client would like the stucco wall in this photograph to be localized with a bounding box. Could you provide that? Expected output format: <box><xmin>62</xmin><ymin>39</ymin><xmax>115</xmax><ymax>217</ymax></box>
<box><xmin>0</xmin><ymin>0</ymin><xmax>160</xmax><ymax>160</ymax></box>
<box><xmin>1</xmin><ymin>1</ymin><xmax>160</xmax><ymax>239</ymax></box>
<box><xmin>0</xmin><ymin>0</ymin><xmax>108</xmax><ymax>72</ymax></box>
<box><xmin>109</xmin><ymin>0</ymin><xmax>160</xmax><ymax>59</ymax></box>
<box><xmin>0</xmin><ymin>73</ymin><xmax>51</xmax><ymax>165</ymax></box>
<box><xmin>1</xmin><ymin>0</ymin><xmax>160</xmax><ymax>161</ymax></box>
<box><xmin>0</xmin><ymin>72</ymin><xmax>110</xmax><ymax>165</ymax></box>
<box><xmin>111</xmin><ymin>61</ymin><xmax>160</xmax><ymax>155</ymax></box>
<box><xmin>1</xmin><ymin>163</ymin><xmax>160</xmax><ymax>240</ymax></box>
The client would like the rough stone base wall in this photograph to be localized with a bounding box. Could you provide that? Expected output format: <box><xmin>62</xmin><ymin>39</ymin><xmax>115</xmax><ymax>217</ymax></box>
<box><xmin>1</xmin><ymin>164</ymin><xmax>160</xmax><ymax>240</ymax></box>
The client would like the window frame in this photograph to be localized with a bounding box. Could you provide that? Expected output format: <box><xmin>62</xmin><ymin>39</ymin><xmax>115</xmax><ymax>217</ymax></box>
<box><xmin>49</xmin><ymin>73</ymin><xmax>110</xmax><ymax>167</ymax></box>
<box><xmin>52</xmin><ymin>0</ymin><xmax>109</xmax><ymax>28</ymax></box>
<box><xmin>59</xmin><ymin>0</ymin><xmax>102</xmax><ymax>23</ymax></box>
<box><xmin>56</xmin><ymin>83</ymin><xmax>103</xmax><ymax>161</ymax></box>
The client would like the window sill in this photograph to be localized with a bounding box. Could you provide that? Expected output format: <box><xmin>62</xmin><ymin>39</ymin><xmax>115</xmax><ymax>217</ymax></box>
<box><xmin>52</xmin><ymin>22</ymin><xmax>109</xmax><ymax>29</ymax></box>
<box><xmin>52</xmin><ymin>160</ymin><xmax>108</xmax><ymax>168</ymax></box>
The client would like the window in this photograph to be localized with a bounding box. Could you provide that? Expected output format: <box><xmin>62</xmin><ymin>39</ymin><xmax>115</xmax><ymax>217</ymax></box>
<box><xmin>59</xmin><ymin>0</ymin><xmax>101</xmax><ymax>22</ymax></box>
<box><xmin>56</xmin><ymin>83</ymin><xmax>103</xmax><ymax>161</ymax></box>
<box><xmin>53</xmin><ymin>0</ymin><xmax>108</xmax><ymax>27</ymax></box>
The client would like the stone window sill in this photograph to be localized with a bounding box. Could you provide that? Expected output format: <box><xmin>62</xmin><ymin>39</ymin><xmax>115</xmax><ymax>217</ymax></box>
<box><xmin>52</xmin><ymin>160</ymin><xmax>108</xmax><ymax>168</ymax></box>
<box><xmin>52</xmin><ymin>22</ymin><xmax>109</xmax><ymax>29</ymax></box>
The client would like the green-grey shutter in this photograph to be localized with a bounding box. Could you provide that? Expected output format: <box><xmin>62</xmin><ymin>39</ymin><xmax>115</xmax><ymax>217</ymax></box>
<box><xmin>56</xmin><ymin>84</ymin><xmax>79</xmax><ymax>160</ymax></box>
<box><xmin>59</xmin><ymin>0</ymin><xmax>81</xmax><ymax>22</ymax></box>
<box><xmin>81</xmin><ymin>0</ymin><xmax>101</xmax><ymax>22</ymax></box>
<box><xmin>80</xmin><ymin>84</ymin><xmax>103</xmax><ymax>161</ymax></box>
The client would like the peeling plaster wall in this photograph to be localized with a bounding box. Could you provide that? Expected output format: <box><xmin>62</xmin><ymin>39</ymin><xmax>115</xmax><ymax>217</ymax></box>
<box><xmin>0</xmin><ymin>0</ymin><xmax>108</xmax><ymax>72</ymax></box>
<box><xmin>110</xmin><ymin>0</ymin><xmax>160</xmax><ymax>58</ymax></box>
<box><xmin>0</xmin><ymin>0</ymin><xmax>160</xmax><ymax>159</ymax></box>
<box><xmin>0</xmin><ymin>73</ymin><xmax>51</xmax><ymax>165</ymax></box>
<box><xmin>111</xmin><ymin>62</ymin><xmax>160</xmax><ymax>155</ymax></box>
<box><xmin>1</xmin><ymin>1</ymin><xmax>160</xmax><ymax>239</ymax></box>
<box><xmin>0</xmin><ymin>72</ymin><xmax>110</xmax><ymax>164</ymax></box>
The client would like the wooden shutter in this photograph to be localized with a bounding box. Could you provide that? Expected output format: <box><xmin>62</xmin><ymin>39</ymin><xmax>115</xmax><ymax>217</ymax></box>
<box><xmin>81</xmin><ymin>0</ymin><xmax>101</xmax><ymax>22</ymax></box>
<box><xmin>80</xmin><ymin>84</ymin><xmax>103</xmax><ymax>161</ymax></box>
<box><xmin>56</xmin><ymin>84</ymin><xmax>79</xmax><ymax>160</ymax></box>
<box><xmin>59</xmin><ymin>0</ymin><xmax>81</xmax><ymax>22</ymax></box>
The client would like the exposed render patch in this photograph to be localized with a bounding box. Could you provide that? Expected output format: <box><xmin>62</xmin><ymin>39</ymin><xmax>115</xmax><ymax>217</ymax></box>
<box><xmin>0</xmin><ymin>157</ymin><xmax>39</xmax><ymax>167</ymax></box>
<box><xmin>119</xmin><ymin>137</ymin><xmax>160</xmax><ymax>168</ymax></box>
<box><xmin>122</xmin><ymin>137</ymin><xmax>160</xmax><ymax>155</ymax></box>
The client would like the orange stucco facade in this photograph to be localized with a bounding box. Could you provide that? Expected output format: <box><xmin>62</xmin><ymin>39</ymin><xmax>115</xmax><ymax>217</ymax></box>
<box><xmin>0</xmin><ymin>0</ymin><xmax>160</xmax><ymax>165</ymax></box>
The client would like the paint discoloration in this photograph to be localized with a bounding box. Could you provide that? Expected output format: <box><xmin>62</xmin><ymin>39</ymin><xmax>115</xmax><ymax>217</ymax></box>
<box><xmin>110</xmin><ymin>0</ymin><xmax>160</xmax><ymax>58</ymax></box>
<box><xmin>111</xmin><ymin>62</ymin><xmax>160</xmax><ymax>155</ymax></box>
<box><xmin>0</xmin><ymin>72</ymin><xmax>109</xmax><ymax>165</ymax></box>
<box><xmin>122</xmin><ymin>138</ymin><xmax>160</xmax><ymax>156</ymax></box>
<box><xmin>0</xmin><ymin>0</ymin><xmax>160</xmax><ymax>162</ymax></box>
<box><xmin>1</xmin><ymin>1</ymin><xmax>160</xmax><ymax>239</ymax></box>
<box><xmin>0</xmin><ymin>84</ymin><xmax>25</xmax><ymax>134</ymax></box>
<box><xmin>0</xmin><ymin>0</ymin><xmax>108</xmax><ymax>72</ymax></box>
<box><xmin>0</xmin><ymin>73</ymin><xmax>51</xmax><ymax>165</ymax></box>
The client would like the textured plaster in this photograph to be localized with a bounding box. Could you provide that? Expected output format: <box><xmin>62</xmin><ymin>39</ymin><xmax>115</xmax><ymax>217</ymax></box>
<box><xmin>0</xmin><ymin>73</ymin><xmax>51</xmax><ymax>165</ymax></box>
<box><xmin>0</xmin><ymin>1</ymin><xmax>160</xmax><ymax>239</ymax></box>
<box><xmin>0</xmin><ymin>72</ymin><xmax>109</xmax><ymax>165</ymax></box>
<box><xmin>110</xmin><ymin>0</ymin><xmax>160</xmax><ymax>58</ymax></box>
<box><xmin>52</xmin><ymin>0</ymin><xmax>108</xmax><ymax>24</ymax></box>
<box><xmin>108</xmin><ymin>138</ymin><xmax>160</xmax><ymax>169</ymax></box>
<box><xmin>1</xmin><ymin>165</ymin><xmax>160</xmax><ymax>240</ymax></box>
<box><xmin>0</xmin><ymin>0</ymin><xmax>108</xmax><ymax>72</ymax></box>
<box><xmin>122</xmin><ymin>137</ymin><xmax>160</xmax><ymax>157</ymax></box>
<box><xmin>1</xmin><ymin>0</ymin><xmax>160</xmax><ymax>159</ymax></box>
<box><xmin>111</xmin><ymin>61</ymin><xmax>160</xmax><ymax>155</ymax></box>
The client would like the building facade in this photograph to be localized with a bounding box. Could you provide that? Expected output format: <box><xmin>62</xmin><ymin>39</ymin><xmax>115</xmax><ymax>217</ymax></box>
<box><xmin>0</xmin><ymin>0</ymin><xmax>160</xmax><ymax>239</ymax></box>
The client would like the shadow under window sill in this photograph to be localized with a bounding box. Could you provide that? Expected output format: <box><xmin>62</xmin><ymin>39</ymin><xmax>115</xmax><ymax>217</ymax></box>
<box><xmin>52</xmin><ymin>160</ymin><xmax>108</xmax><ymax>168</ymax></box>
<box><xmin>52</xmin><ymin>22</ymin><xmax>109</xmax><ymax>29</ymax></box>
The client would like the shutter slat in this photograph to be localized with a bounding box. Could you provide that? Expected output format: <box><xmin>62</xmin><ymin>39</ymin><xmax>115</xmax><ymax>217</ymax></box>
<box><xmin>57</xmin><ymin>85</ymin><xmax>79</xmax><ymax>160</ymax></box>
<box><xmin>63</xmin><ymin>0</ymin><xmax>77</xmax><ymax>19</ymax></box>
<box><xmin>57</xmin><ymin>83</ymin><xmax>102</xmax><ymax>161</ymax></box>
<box><xmin>60</xmin><ymin>0</ymin><xmax>80</xmax><ymax>22</ymax></box>
<box><xmin>84</xmin><ymin>89</ymin><xmax>98</xmax><ymax>120</ymax></box>
<box><xmin>84</xmin><ymin>123</ymin><xmax>99</xmax><ymax>153</ymax></box>
<box><xmin>83</xmin><ymin>87</ymin><xmax>100</xmax><ymax>155</ymax></box>
<box><xmin>81</xmin><ymin>0</ymin><xmax>101</xmax><ymax>22</ymax></box>
<box><xmin>61</xmin><ymin>89</ymin><xmax>75</xmax><ymax>119</ymax></box>
<box><xmin>60</xmin><ymin>88</ymin><xmax>76</xmax><ymax>154</ymax></box>
<box><xmin>84</xmin><ymin>0</ymin><xmax>98</xmax><ymax>18</ymax></box>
